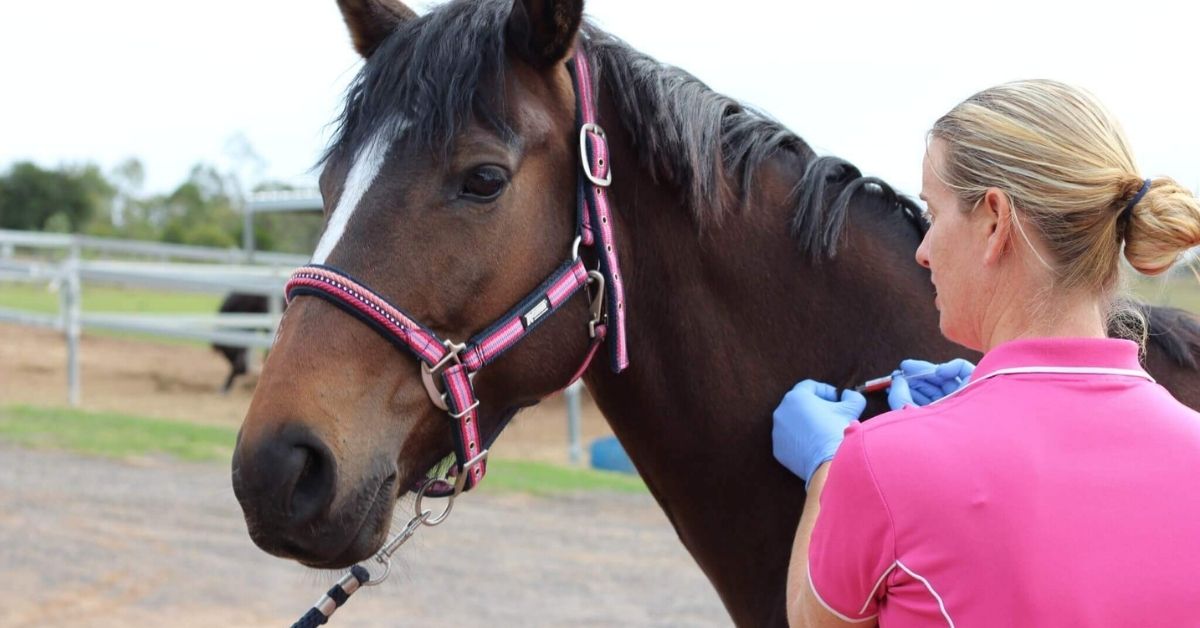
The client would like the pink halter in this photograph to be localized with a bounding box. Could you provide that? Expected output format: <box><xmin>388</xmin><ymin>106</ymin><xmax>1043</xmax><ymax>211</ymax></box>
<box><xmin>285</xmin><ymin>45</ymin><xmax>627</xmax><ymax>496</ymax></box>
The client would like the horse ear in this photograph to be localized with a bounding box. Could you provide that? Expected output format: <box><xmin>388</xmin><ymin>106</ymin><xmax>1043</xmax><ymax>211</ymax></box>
<box><xmin>506</xmin><ymin>0</ymin><xmax>584</xmax><ymax>68</ymax></box>
<box><xmin>336</xmin><ymin>0</ymin><xmax>417</xmax><ymax>58</ymax></box>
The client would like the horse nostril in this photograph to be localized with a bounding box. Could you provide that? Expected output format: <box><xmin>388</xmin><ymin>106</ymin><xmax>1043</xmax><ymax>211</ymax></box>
<box><xmin>289</xmin><ymin>441</ymin><xmax>334</xmax><ymax>524</ymax></box>
<box><xmin>233</xmin><ymin>425</ymin><xmax>337</xmax><ymax>534</ymax></box>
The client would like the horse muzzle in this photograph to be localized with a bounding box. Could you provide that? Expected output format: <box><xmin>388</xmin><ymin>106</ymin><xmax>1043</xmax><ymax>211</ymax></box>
<box><xmin>231</xmin><ymin>424</ymin><xmax>396</xmax><ymax>568</ymax></box>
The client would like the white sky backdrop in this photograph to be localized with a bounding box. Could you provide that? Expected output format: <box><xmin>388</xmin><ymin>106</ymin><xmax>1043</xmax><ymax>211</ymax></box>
<box><xmin>1</xmin><ymin>0</ymin><xmax>1197</xmax><ymax>199</ymax></box>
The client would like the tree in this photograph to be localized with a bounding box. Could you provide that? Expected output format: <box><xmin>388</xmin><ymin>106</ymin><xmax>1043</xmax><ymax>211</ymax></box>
<box><xmin>0</xmin><ymin>161</ymin><xmax>113</xmax><ymax>232</ymax></box>
<box><xmin>109</xmin><ymin>157</ymin><xmax>145</xmax><ymax>228</ymax></box>
<box><xmin>157</xmin><ymin>164</ymin><xmax>241</xmax><ymax>248</ymax></box>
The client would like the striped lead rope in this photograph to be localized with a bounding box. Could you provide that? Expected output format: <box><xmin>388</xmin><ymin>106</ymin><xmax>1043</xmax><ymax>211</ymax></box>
<box><xmin>291</xmin><ymin>566</ymin><xmax>372</xmax><ymax>628</ymax></box>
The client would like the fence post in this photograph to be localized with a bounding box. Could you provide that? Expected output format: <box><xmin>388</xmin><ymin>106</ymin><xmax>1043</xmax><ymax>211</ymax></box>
<box><xmin>62</xmin><ymin>243</ymin><xmax>82</xmax><ymax>407</ymax></box>
<box><xmin>566</xmin><ymin>380</ymin><xmax>583</xmax><ymax>465</ymax></box>
<box><xmin>243</xmin><ymin>206</ymin><xmax>256</xmax><ymax>263</ymax></box>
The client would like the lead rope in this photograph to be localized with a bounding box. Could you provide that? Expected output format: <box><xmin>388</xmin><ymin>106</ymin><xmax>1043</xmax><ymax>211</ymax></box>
<box><xmin>289</xmin><ymin>458</ymin><xmax>478</xmax><ymax>627</ymax></box>
<box><xmin>291</xmin><ymin>566</ymin><xmax>371</xmax><ymax>628</ymax></box>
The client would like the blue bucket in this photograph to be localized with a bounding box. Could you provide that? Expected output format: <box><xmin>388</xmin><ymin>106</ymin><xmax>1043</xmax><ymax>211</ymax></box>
<box><xmin>589</xmin><ymin>436</ymin><xmax>637</xmax><ymax>475</ymax></box>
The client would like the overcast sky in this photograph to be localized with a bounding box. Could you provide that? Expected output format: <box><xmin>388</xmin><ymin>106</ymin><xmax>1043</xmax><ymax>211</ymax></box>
<box><xmin>2</xmin><ymin>0</ymin><xmax>1197</xmax><ymax>200</ymax></box>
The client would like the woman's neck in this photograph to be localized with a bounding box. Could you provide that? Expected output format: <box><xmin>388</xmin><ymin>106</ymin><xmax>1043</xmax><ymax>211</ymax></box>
<box><xmin>981</xmin><ymin>288</ymin><xmax>1108</xmax><ymax>351</ymax></box>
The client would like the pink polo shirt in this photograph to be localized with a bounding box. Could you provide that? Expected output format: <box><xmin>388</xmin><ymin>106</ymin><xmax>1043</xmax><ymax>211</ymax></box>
<box><xmin>808</xmin><ymin>337</ymin><xmax>1200</xmax><ymax>626</ymax></box>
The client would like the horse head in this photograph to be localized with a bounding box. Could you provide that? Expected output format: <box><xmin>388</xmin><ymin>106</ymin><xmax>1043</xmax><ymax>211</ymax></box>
<box><xmin>231</xmin><ymin>0</ymin><xmax>603</xmax><ymax>568</ymax></box>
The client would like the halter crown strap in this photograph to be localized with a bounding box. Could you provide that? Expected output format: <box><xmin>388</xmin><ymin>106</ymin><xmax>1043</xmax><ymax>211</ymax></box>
<box><xmin>570</xmin><ymin>47</ymin><xmax>629</xmax><ymax>373</ymax></box>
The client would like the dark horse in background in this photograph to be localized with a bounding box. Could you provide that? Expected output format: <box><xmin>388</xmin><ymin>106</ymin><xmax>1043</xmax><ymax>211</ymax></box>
<box><xmin>211</xmin><ymin>292</ymin><xmax>276</xmax><ymax>393</ymax></box>
<box><xmin>231</xmin><ymin>1</ymin><xmax>1200</xmax><ymax>625</ymax></box>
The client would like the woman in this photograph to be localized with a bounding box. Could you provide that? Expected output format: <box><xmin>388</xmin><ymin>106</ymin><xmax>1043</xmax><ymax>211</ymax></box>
<box><xmin>772</xmin><ymin>80</ymin><xmax>1200</xmax><ymax>627</ymax></box>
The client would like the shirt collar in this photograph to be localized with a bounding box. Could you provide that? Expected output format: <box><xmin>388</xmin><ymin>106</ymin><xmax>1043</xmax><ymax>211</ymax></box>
<box><xmin>973</xmin><ymin>336</ymin><xmax>1144</xmax><ymax>381</ymax></box>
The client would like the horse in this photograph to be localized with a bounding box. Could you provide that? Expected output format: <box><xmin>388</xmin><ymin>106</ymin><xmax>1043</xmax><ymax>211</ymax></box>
<box><xmin>212</xmin><ymin>292</ymin><xmax>270</xmax><ymax>393</ymax></box>
<box><xmin>231</xmin><ymin>1</ymin><xmax>1200</xmax><ymax>625</ymax></box>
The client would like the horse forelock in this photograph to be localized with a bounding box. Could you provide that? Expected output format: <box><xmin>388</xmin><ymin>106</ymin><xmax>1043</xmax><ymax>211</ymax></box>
<box><xmin>321</xmin><ymin>0</ymin><xmax>516</xmax><ymax>170</ymax></box>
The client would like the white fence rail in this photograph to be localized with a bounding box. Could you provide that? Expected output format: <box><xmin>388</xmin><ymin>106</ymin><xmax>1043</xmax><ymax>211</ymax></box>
<box><xmin>1</xmin><ymin>231</ymin><xmax>294</xmax><ymax>406</ymax></box>
<box><xmin>0</xmin><ymin>228</ymin><xmax>588</xmax><ymax>465</ymax></box>
<box><xmin>0</xmin><ymin>228</ymin><xmax>308</xmax><ymax>267</ymax></box>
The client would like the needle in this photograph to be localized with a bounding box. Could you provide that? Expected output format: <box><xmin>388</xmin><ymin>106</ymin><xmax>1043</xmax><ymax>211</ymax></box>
<box><xmin>853</xmin><ymin>368</ymin><xmax>939</xmax><ymax>394</ymax></box>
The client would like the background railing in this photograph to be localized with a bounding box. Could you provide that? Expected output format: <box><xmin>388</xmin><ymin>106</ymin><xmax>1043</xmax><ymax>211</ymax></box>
<box><xmin>0</xmin><ymin>227</ymin><xmax>589</xmax><ymax>464</ymax></box>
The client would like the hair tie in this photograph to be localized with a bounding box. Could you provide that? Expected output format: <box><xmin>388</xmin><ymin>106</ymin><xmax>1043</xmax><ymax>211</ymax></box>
<box><xmin>1122</xmin><ymin>178</ymin><xmax>1152</xmax><ymax>218</ymax></box>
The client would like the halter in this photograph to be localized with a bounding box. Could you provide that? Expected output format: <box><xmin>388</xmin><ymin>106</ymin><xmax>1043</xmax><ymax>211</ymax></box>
<box><xmin>284</xmin><ymin>45</ymin><xmax>628</xmax><ymax>498</ymax></box>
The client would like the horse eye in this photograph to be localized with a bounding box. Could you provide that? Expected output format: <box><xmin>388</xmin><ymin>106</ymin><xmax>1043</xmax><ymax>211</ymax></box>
<box><xmin>460</xmin><ymin>165</ymin><xmax>509</xmax><ymax>202</ymax></box>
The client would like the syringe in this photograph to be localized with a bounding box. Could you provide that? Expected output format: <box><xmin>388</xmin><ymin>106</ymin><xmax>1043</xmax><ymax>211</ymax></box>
<box><xmin>853</xmin><ymin>368</ymin><xmax>939</xmax><ymax>394</ymax></box>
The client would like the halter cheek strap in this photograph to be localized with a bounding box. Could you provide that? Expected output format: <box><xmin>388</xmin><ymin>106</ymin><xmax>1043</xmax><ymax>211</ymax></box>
<box><xmin>572</xmin><ymin>48</ymin><xmax>628</xmax><ymax>372</ymax></box>
<box><xmin>284</xmin><ymin>45</ymin><xmax>627</xmax><ymax>497</ymax></box>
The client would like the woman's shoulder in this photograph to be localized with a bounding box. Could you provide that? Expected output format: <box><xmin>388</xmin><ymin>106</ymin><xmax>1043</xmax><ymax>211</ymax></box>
<box><xmin>849</xmin><ymin>380</ymin><xmax>1012</xmax><ymax>473</ymax></box>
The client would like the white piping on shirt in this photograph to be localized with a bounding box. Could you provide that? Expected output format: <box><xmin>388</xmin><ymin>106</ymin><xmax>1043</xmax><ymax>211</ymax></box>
<box><xmin>928</xmin><ymin>365</ymin><xmax>1155</xmax><ymax>407</ymax></box>
<box><xmin>808</xmin><ymin>365</ymin><xmax>1152</xmax><ymax>625</ymax></box>
<box><xmin>857</xmin><ymin>562</ymin><xmax>894</xmax><ymax>616</ymax></box>
<box><xmin>809</xmin><ymin>559</ymin><xmax>957</xmax><ymax>626</ymax></box>
<box><xmin>807</xmin><ymin>562</ymin><xmax>878</xmax><ymax>624</ymax></box>
<box><xmin>895</xmin><ymin>561</ymin><xmax>955</xmax><ymax>627</ymax></box>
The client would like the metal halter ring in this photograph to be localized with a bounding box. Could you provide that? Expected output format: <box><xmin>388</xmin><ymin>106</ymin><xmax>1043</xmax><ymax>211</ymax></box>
<box><xmin>413</xmin><ymin>449</ymin><xmax>489</xmax><ymax>526</ymax></box>
<box><xmin>579</xmin><ymin>123</ymin><xmax>612</xmax><ymax>187</ymax></box>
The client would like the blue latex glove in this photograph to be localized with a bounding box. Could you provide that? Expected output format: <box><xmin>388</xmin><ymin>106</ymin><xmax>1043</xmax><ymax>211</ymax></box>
<box><xmin>888</xmin><ymin>358</ymin><xmax>975</xmax><ymax>410</ymax></box>
<box><xmin>772</xmin><ymin>380</ymin><xmax>867</xmax><ymax>486</ymax></box>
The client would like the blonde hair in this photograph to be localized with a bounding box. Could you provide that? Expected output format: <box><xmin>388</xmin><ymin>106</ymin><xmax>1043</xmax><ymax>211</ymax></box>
<box><xmin>929</xmin><ymin>80</ymin><xmax>1200</xmax><ymax>297</ymax></box>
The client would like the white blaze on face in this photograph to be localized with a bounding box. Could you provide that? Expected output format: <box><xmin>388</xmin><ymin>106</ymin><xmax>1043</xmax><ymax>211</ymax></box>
<box><xmin>311</xmin><ymin>128</ymin><xmax>395</xmax><ymax>265</ymax></box>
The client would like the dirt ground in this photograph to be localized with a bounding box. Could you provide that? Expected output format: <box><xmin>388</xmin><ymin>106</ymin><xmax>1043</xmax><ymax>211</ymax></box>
<box><xmin>0</xmin><ymin>323</ymin><xmax>615</xmax><ymax>464</ymax></box>
<box><xmin>0</xmin><ymin>444</ymin><xmax>730</xmax><ymax>627</ymax></box>
<box><xmin>0</xmin><ymin>323</ymin><xmax>730</xmax><ymax>626</ymax></box>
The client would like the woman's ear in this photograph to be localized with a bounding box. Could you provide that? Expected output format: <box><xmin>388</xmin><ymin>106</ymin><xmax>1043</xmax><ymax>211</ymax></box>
<box><xmin>982</xmin><ymin>188</ymin><xmax>1013</xmax><ymax>266</ymax></box>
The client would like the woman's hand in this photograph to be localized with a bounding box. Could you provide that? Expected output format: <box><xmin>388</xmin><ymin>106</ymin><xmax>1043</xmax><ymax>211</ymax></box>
<box><xmin>887</xmin><ymin>358</ymin><xmax>975</xmax><ymax>410</ymax></box>
<box><xmin>772</xmin><ymin>380</ymin><xmax>866</xmax><ymax>486</ymax></box>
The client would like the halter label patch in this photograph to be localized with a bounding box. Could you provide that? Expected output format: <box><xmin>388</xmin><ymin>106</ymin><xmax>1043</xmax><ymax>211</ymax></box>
<box><xmin>522</xmin><ymin>298</ymin><xmax>551</xmax><ymax>329</ymax></box>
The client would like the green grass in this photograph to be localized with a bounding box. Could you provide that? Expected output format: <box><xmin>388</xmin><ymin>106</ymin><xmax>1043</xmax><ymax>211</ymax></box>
<box><xmin>0</xmin><ymin>281</ymin><xmax>220</xmax><ymax>315</ymax></box>
<box><xmin>0</xmin><ymin>405</ymin><xmax>236</xmax><ymax>462</ymax></box>
<box><xmin>481</xmin><ymin>459</ymin><xmax>646</xmax><ymax>495</ymax></box>
<box><xmin>0</xmin><ymin>404</ymin><xmax>646</xmax><ymax>494</ymax></box>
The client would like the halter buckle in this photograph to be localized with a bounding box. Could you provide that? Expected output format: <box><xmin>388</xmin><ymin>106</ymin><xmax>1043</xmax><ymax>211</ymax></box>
<box><xmin>447</xmin><ymin>398</ymin><xmax>480</xmax><ymax>419</ymax></box>
<box><xmin>579</xmin><ymin>123</ymin><xmax>612</xmax><ymax>187</ymax></box>
<box><xmin>586</xmin><ymin>270</ymin><xmax>606</xmax><ymax>338</ymax></box>
<box><xmin>420</xmin><ymin>339</ymin><xmax>468</xmax><ymax>411</ymax></box>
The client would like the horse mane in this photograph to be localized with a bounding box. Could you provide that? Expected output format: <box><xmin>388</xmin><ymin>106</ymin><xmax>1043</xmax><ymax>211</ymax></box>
<box><xmin>322</xmin><ymin>0</ymin><xmax>928</xmax><ymax>259</ymax></box>
<box><xmin>1141</xmin><ymin>304</ymin><xmax>1200</xmax><ymax>369</ymax></box>
<box><xmin>789</xmin><ymin>156</ymin><xmax>928</xmax><ymax>259</ymax></box>
<box><xmin>583</xmin><ymin>27</ymin><xmax>925</xmax><ymax>257</ymax></box>
<box><xmin>582</xmin><ymin>27</ymin><xmax>806</xmax><ymax>222</ymax></box>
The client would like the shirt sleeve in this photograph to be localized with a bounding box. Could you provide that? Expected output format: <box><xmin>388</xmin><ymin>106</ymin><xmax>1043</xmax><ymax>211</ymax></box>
<box><xmin>807</xmin><ymin>422</ymin><xmax>896</xmax><ymax>621</ymax></box>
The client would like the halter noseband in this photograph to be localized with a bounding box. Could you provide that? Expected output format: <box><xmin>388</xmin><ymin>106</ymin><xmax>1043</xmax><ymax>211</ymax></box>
<box><xmin>284</xmin><ymin>45</ymin><xmax>628</xmax><ymax>497</ymax></box>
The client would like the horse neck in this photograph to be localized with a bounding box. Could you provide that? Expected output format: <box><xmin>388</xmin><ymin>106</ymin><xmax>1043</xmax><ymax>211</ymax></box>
<box><xmin>580</xmin><ymin>101</ymin><xmax>953</xmax><ymax>626</ymax></box>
